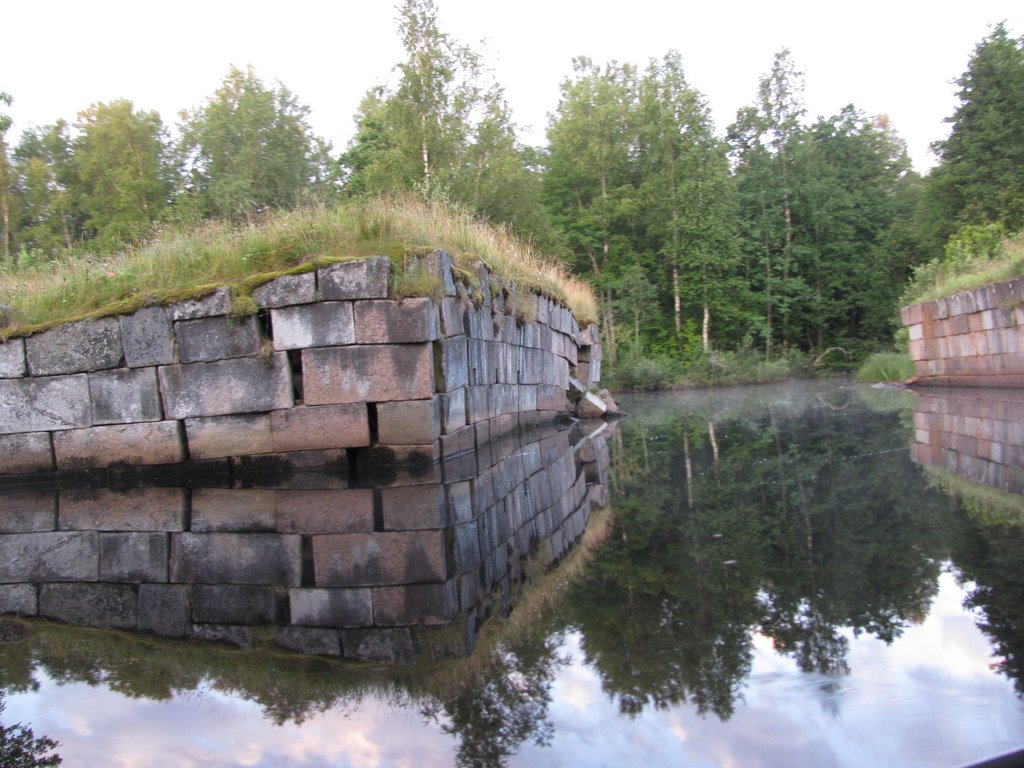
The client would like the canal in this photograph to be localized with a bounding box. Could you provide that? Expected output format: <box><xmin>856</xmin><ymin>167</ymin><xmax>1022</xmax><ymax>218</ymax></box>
<box><xmin>2</xmin><ymin>380</ymin><xmax>1023</xmax><ymax>766</ymax></box>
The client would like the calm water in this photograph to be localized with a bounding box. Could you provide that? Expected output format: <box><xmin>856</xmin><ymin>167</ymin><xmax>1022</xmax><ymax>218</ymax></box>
<box><xmin>4</xmin><ymin>381</ymin><xmax>1024</xmax><ymax>767</ymax></box>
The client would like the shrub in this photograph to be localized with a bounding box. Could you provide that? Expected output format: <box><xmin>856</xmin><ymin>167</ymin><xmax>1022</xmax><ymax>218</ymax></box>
<box><xmin>855</xmin><ymin>352</ymin><xmax>916</xmax><ymax>383</ymax></box>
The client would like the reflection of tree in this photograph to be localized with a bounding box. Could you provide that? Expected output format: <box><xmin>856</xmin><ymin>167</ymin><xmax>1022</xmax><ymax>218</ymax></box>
<box><xmin>949</xmin><ymin>508</ymin><xmax>1024</xmax><ymax>696</ymax></box>
<box><xmin>421</xmin><ymin>632</ymin><xmax>562</xmax><ymax>768</ymax></box>
<box><xmin>565</xmin><ymin>385</ymin><xmax>952</xmax><ymax>719</ymax></box>
<box><xmin>0</xmin><ymin>690</ymin><xmax>62</xmax><ymax>767</ymax></box>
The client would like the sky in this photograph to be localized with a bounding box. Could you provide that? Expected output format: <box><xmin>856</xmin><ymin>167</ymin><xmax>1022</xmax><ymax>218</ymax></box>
<box><xmin>3</xmin><ymin>1</ymin><xmax>1022</xmax><ymax>172</ymax></box>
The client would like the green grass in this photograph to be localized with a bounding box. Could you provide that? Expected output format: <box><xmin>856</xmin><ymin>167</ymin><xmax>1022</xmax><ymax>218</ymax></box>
<box><xmin>855</xmin><ymin>351</ymin><xmax>917</xmax><ymax>383</ymax></box>
<box><xmin>902</xmin><ymin>230</ymin><xmax>1024</xmax><ymax>307</ymax></box>
<box><xmin>0</xmin><ymin>196</ymin><xmax>598</xmax><ymax>338</ymax></box>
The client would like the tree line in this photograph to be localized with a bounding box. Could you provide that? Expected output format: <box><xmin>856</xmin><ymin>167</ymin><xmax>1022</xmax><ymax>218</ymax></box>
<box><xmin>0</xmin><ymin>1</ymin><xmax>1021</xmax><ymax>368</ymax></box>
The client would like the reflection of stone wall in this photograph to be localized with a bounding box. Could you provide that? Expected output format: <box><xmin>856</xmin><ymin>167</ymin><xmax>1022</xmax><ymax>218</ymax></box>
<box><xmin>0</xmin><ymin>253</ymin><xmax>602</xmax><ymax>475</ymax></box>
<box><xmin>910</xmin><ymin>388</ymin><xmax>1024</xmax><ymax>495</ymax></box>
<box><xmin>0</xmin><ymin>421</ymin><xmax>612</xmax><ymax>662</ymax></box>
<box><xmin>902</xmin><ymin>278</ymin><xmax>1024</xmax><ymax>386</ymax></box>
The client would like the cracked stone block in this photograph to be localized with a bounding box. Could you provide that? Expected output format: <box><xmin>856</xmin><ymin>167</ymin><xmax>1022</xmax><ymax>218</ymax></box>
<box><xmin>185</xmin><ymin>413</ymin><xmax>274</xmax><ymax>460</ymax></box>
<box><xmin>376</xmin><ymin>399</ymin><xmax>440</xmax><ymax>445</ymax></box>
<box><xmin>175</xmin><ymin>315</ymin><xmax>262</xmax><ymax>362</ymax></box>
<box><xmin>159</xmin><ymin>353</ymin><xmax>293</xmax><ymax>419</ymax></box>
<box><xmin>0</xmin><ymin>338</ymin><xmax>26</xmax><ymax>378</ymax></box>
<box><xmin>89</xmin><ymin>367</ymin><xmax>164</xmax><ymax>424</ymax></box>
<box><xmin>138</xmin><ymin>583</ymin><xmax>190</xmax><ymax>637</ymax></box>
<box><xmin>353</xmin><ymin>298</ymin><xmax>440</xmax><ymax>344</ymax></box>
<box><xmin>253</xmin><ymin>272</ymin><xmax>316</xmax><ymax>308</ymax></box>
<box><xmin>39</xmin><ymin>583</ymin><xmax>137</xmax><ymax>628</ymax></box>
<box><xmin>275</xmin><ymin>489</ymin><xmax>374</xmax><ymax>534</ymax></box>
<box><xmin>25</xmin><ymin>317</ymin><xmax>123</xmax><ymax>375</ymax></box>
<box><xmin>312</xmin><ymin>530</ymin><xmax>446</xmax><ymax>587</ymax></box>
<box><xmin>191</xmin><ymin>489</ymin><xmax>278</xmax><ymax>532</ymax></box>
<box><xmin>59</xmin><ymin>488</ymin><xmax>185</xmax><ymax>531</ymax></box>
<box><xmin>0</xmin><ymin>375</ymin><xmax>92</xmax><ymax>434</ymax></box>
<box><xmin>318</xmin><ymin>257</ymin><xmax>390</xmax><ymax>300</ymax></box>
<box><xmin>100</xmin><ymin>532</ymin><xmax>169</xmax><ymax>582</ymax></box>
<box><xmin>302</xmin><ymin>344</ymin><xmax>433</xmax><ymax>405</ymax></box>
<box><xmin>169</xmin><ymin>287</ymin><xmax>232</xmax><ymax>320</ymax></box>
<box><xmin>270</xmin><ymin>403</ymin><xmax>370</xmax><ymax>451</ymax></box>
<box><xmin>171</xmin><ymin>532</ymin><xmax>301</xmax><ymax>586</ymax></box>
<box><xmin>0</xmin><ymin>432</ymin><xmax>54</xmax><ymax>474</ymax></box>
<box><xmin>271</xmin><ymin>301</ymin><xmax>355</xmax><ymax>350</ymax></box>
<box><xmin>0</xmin><ymin>531</ymin><xmax>99</xmax><ymax>582</ymax></box>
<box><xmin>119</xmin><ymin>306</ymin><xmax>174</xmax><ymax>367</ymax></box>
<box><xmin>288</xmin><ymin>587</ymin><xmax>372</xmax><ymax>627</ymax></box>
<box><xmin>54</xmin><ymin>421</ymin><xmax>184</xmax><ymax>470</ymax></box>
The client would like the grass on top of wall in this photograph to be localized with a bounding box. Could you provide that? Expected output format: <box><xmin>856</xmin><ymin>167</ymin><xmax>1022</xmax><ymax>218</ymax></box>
<box><xmin>0</xmin><ymin>195</ymin><xmax>598</xmax><ymax>338</ymax></box>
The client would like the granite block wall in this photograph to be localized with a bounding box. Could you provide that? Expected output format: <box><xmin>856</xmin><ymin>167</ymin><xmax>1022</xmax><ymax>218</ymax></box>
<box><xmin>902</xmin><ymin>277</ymin><xmax>1024</xmax><ymax>387</ymax></box>
<box><xmin>0</xmin><ymin>252</ymin><xmax>603</xmax><ymax>475</ymax></box>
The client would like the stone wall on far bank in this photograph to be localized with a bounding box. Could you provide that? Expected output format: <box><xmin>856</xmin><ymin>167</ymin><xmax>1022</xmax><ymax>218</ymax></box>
<box><xmin>0</xmin><ymin>251</ymin><xmax>602</xmax><ymax>476</ymax></box>
<box><xmin>901</xmin><ymin>277</ymin><xmax>1024</xmax><ymax>387</ymax></box>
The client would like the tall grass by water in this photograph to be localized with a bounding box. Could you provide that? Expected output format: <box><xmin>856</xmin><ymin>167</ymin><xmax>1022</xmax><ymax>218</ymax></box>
<box><xmin>855</xmin><ymin>352</ymin><xmax>916</xmax><ymax>383</ymax></box>
<box><xmin>0</xmin><ymin>196</ymin><xmax>598</xmax><ymax>337</ymax></box>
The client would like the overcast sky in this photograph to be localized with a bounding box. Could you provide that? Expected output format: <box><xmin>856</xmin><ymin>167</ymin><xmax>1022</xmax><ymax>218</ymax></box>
<box><xmin>4</xmin><ymin>1</ymin><xmax>1022</xmax><ymax>172</ymax></box>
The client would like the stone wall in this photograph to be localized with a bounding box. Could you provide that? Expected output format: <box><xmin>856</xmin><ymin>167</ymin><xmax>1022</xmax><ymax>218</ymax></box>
<box><xmin>0</xmin><ymin>419</ymin><xmax>612</xmax><ymax>663</ymax></box>
<box><xmin>902</xmin><ymin>277</ymin><xmax>1024</xmax><ymax>386</ymax></box>
<box><xmin>910</xmin><ymin>388</ymin><xmax>1024</xmax><ymax>496</ymax></box>
<box><xmin>0</xmin><ymin>252</ymin><xmax>602</xmax><ymax>475</ymax></box>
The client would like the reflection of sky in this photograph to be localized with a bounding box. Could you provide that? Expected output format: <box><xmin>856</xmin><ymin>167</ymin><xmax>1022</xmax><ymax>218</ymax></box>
<box><xmin>6</xmin><ymin>572</ymin><xmax>1024</xmax><ymax>767</ymax></box>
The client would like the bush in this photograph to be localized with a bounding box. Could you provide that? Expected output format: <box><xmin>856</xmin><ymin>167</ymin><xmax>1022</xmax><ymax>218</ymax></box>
<box><xmin>855</xmin><ymin>352</ymin><xmax>916</xmax><ymax>383</ymax></box>
<box><xmin>684</xmin><ymin>347</ymin><xmax>807</xmax><ymax>387</ymax></box>
<box><xmin>603</xmin><ymin>353</ymin><xmax>682</xmax><ymax>391</ymax></box>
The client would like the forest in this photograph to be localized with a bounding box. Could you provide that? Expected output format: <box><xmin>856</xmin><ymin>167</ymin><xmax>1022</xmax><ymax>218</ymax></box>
<box><xmin>0</xmin><ymin>1</ymin><xmax>1022</xmax><ymax>385</ymax></box>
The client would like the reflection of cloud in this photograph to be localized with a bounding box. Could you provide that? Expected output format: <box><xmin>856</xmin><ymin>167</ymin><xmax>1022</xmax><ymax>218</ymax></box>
<box><xmin>5</xmin><ymin>572</ymin><xmax>1023</xmax><ymax>767</ymax></box>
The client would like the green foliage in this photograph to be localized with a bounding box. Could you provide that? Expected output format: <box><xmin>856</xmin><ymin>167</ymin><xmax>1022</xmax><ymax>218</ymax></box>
<box><xmin>178</xmin><ymin>65</ymin><xmax>332</xmax><ymax>223</ymax></box>
<box><xmin>855</xmin><ymin>352</ymin><xmax>916</xmax><ymax>383</ymax></box>
<box><xmin>0</xmin><ymin>693</ymin><xmax>62</xmax><ymax>767</ymax></box>
<box><xmin>683</xmin><ymin>346</ymin><xmax>806</xmax><ymax>387</ymax></box>
<box><xmin>603</xmin><ymin>352</ymin><xmax>682</xmax><ymax>391</ymax></box>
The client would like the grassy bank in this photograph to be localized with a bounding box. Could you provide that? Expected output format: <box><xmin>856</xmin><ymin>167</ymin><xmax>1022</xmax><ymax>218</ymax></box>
<box><xmin>855</xmin><ymin>351</ymin><xmax>916</xmax><ymax>383</ymax></box>
<box><xmin>0</xmin><ymin>196</ymin><xmax>597</xmax><ymax>338</ymax></box>
<box><xmin>603</xmin><ymin>347</ymin><xmax>810</xmax><ymax>391</ymax></box>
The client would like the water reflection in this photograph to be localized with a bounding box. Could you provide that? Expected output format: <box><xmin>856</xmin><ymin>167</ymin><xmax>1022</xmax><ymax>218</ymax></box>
<box><xmin>3</xmin><ymin>382</ymin><xmax>1024</xmax><ymax>766</ymax></box>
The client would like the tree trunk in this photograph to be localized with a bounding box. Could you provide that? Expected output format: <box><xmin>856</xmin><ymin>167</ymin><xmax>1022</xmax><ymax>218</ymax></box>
<box><xmin>673</xmin><ymin>265</ymin><xmax>681</xmax><ymax>338</ymax></box>
<box><xmin>702</xmin><ymin>304</ymin><xmax>710</xmax><ymax>352</ymax></box>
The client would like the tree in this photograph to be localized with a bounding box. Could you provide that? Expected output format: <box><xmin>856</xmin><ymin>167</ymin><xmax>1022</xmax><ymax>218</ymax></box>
<box><xmin>929</xmin><ymin>23</ymin><xmax>1024</xmax><ymax>236</ymax></box>
<box><xmin>12</xmin><ymin>121</ymin><xmax>78</xmax><ymax>257</ymax></box>
<box><xmin>0</xmin><ymin>694</ymin><xmax>62</xmax><ymax>767</ymax></box>
<box><xmin>1</xmin><ymin>91</ymin><xmax>13</xmax><ymax>266</ymax></box>
<box><xmin>73</xmin><ymin>100</ymin><xmax>170</xmax><ymax>246</ymax></box>
<box><xmin>179</xmin><ymin>65</ymin><xmax>330</xmax><ymax>223</ymax></box>
<box><xmin>638</xmin><ymin>52</ymin><xmax>740</xmax><ymax>353</ymax></box>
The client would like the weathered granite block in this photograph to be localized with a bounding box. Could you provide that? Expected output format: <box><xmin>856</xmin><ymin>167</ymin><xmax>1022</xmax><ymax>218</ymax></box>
<box><xmin>100</xmin><ymin>532</ymin><xmax>169</xmax><ymax>582</ymax></box>
<box><xmin>59</xmin><ymin>488</ymin><xmax>185</xmax><ymax>531</ymax></box>
<box><xmin>169</xmin><ymin>286</ymin><xmax>232</xmax><ymax>320</ymax></box>
<box><xmin>190</xmin><ymin>623</ymin><xmax>256</xmax><ymax>649</ymax></box>
<box><xmin>313</xmin><ymin>530</ymin><xmax>447</xmax><ymax>586</ymax></box>
<box><xmin>342</xmin><ymin>627</ymin><xmax>415</xmax><ymax>663</ymax></box>
<box><xmin>380</xmin><ymin>484</ymin><xmax>446</xmax><ymax>530</ymax></box>
<box><xmin>0</xmin><ymin>432</ymin><xmax>54</xmax><ymax>474</ymax></box>
<box><xmin>288</xmin><ymin>587</ymin><xmax>373</xmax><ymax>627</ymax></box>
<box><xmin>439</xmin><ymin>388</ymin><xmax>467</xmax><ymax>434</ymax></box>
<box><xmin>466</xmin><ymin>386</ymin><xmax>490</xmax><ymax>424</ymax></box>
<box><xmin>437</xmin><ymin>337</ymin><xmax>468</xmax><ymax>393</ymax></box>
<box><xmin>185</xmin><ymin>413</ymin><xmax>274</xmax><ymax>459</ymax></box>
<box><xmin>0</xmin><ymin>492</ymin><xmax>57</xmax><ymax>533</ymax></box>
<box><xmin>354</xmin><ymin>298</ymin><xmax>440</xmax><ymax>344</ymax></box>
<box><xmin>0</xmin><ymin>584</ymin><xmax>37</xmax><ymax>615</ymax></box>
<box><xmin>276</xmin><ymin>489</ymin><xmax>375</xmax><ymax>534</ymax></box>
<box><xmin>54</xmin><ymin>421</ymin><xmax>184</xmax><ymax>470</ymax></box>
<box><xmin>302</xmin><ymin>344</ymin><xmax>433</xmax><ymax>405</ymax></box>
<box><xmin>119</xmin><ymin>306</ymin><xmax>174</xmax><ymax>367</ymax></box>
<box><xmin>39</xmin><ymin>583</ymin><xmax>137</xmax><ymax>629</ymax></box>
<box><xmin>138</xmin><ymin>583</ymin><xmax>190</xmax><ymax>637</ymax></box>
<box><xmin>271</xmin><ymin>301</ymin><xmax>355</xmax><ymax>350</ymax></box>
<box><xmin>452</xmin><ymin>523</ymin><xmax>480</xmax><ymax>574</ymax></box>
<box><xmin>0</xmin><ymin>375</ymin><xmax>92</xmax><ymax>434</ymax></box>
<box><xmin>191</xmin><ymin>489</ymin><xmax>278</xmax><ymax>532</ymax></box>
<box><xmin>175</xmin><ymin>315</ymin><xmax>262</xmax><ymax>362</ymax></box>
<box><xmin>376</xmin><ymin>399</ymin><xmax>440</xmax><ymax>445</ymax></box>
<box><xmin>25</xmin><ymin>317</ymin><xmax>123</xmax><ymax>375</ymax></box>
<box><xmin>0</xmin><ymin>531</ymin><xmax>98</xmax><ymax>582</ymax></box>
<box><xmin>159</xmin><ymin>353</ymin><xmax>293</xmax><ymax>419</ymax></box>
<box><xmin>275</xmin><ymin>626</ymin><xmax>342</xmax><ymax>655</ymax></box>
<box><xmin>0</xmin><ymin>338</ymin><xmax>26</xmax><ymax>378</ymax></box>
<box><xmin>440</xmin><ymin>425</ymin><xmax>476</xmax><ymax>459</ymax></box>
<box><xmin>373</xmin><ymin>581</ymin><xmax>456</xmax><ymax>626</ymax></box>
<box><xmin>252</xmin><ymin>271</ymin><xmax>316</xmax><ymax>308</ymax></box>
<box><xmin>466</xmin><ymin>304</ymin><xmax>493</xmax><ymax>341</ymax></box>
<box><xmin>89</xmin><ymin>367</ymin><xmax>164</xmax><ymax>424</ymax></box>
<box><xmin>192</xmin><ymin>584</ymin><xmax>281</xmax><ymax>624</ymax></box>
<box><xmin>420</xmin><ymin>250</ymin><xmax>457</xmax><ymax>297</ymax></box>
<box><xmin>171</xmin><ymin>532</ymin><xmax>301</xmax><ymax>586</ymax></box>
<box><xmin>440</xmin><ymin>296</ymin><xmax>467</xmax><ymax>338</ymax></box>
<box><xmin>270</xmin><ymin>403</ymin><xmax>370</xmax><ymax>452</ymax></box>
<box><xmin>318</xmin><ymin>257</ymin><xmax>390</xmax><ymax>300</ymax></box>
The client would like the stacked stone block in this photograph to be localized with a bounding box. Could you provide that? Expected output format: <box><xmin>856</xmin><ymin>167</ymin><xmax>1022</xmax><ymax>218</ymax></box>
<box><xmin>902</xmin><ymin>278</ymin><xmax>1024</xmax><ymax>387</ymax></box>
<box><xmin>0</xmin><ymin>420</ymin><xmax>611</xmax><ymax>663</ymax></box>
<box><xmin>910</xmin><ymin>388</ymin><xmax>1024</xmax><ymax>495</ymax></box>
<box><xmin>0</xmin><ymin>253</ymin><xmax>600</xmax><ymax>476</ymax></box>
